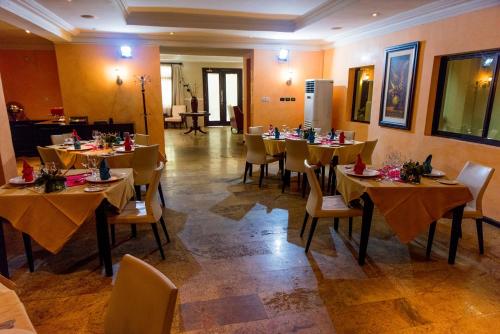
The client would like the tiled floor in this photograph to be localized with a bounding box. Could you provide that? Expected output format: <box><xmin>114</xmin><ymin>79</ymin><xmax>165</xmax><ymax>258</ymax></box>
<box><xmin>4</xmin><ymin>127</ymin><xmax>500</xmax><ymax>333</ymax></box>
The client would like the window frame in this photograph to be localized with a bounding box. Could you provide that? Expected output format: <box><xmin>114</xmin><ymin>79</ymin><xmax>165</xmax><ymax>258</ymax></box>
<box><xmin>160</xmin><ymin>62</ymin><xmax>174</xmax><ymax>115</ymax></box>
<box><xmin>350</xmin><ymin>66</ymin><xmax>373</xmax><ymax>124</ymax></box>
<box><xmin>432</xmin><ymin>49</ymin><xmax>500</xmax><ymax>147</ymax></box>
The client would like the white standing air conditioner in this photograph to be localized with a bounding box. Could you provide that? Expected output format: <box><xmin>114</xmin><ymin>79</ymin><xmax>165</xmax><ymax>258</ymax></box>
<box><xmin>304</xmin><ymin>79</ymin><xmax>333</xmax><ymax>129</ymax></box>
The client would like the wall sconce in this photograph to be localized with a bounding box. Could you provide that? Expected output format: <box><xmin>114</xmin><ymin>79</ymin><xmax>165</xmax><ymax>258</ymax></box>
<box><xmin>278</xmin><ymin>49</ymin><xmax>289</xmax><ymax>62</ymax></box>
<box><xmin>286</xmin><ymin>70</ymin><xmax>293</xmax><ymax>86</ymax></box>
<box><xmin>115</xmin><ymin>68</ymin><xmax>123</xmax><ymax>85</ymax></box>
<box><xmin>477</xmin><ymin>76</ymin><xmax>492</xmax><ymax>88</ymax></box>
<box><xmin>120</xmin><ymin>45</ymin><xmax>132</xmax><ymax>58</ymax></box>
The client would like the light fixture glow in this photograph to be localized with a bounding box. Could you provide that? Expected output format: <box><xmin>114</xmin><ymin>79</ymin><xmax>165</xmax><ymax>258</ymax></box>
<box><xmin>25</xmin><ymin>30</ymin><xmax>31</xmax><ymax>34</ymax></box>
<box><xmin>278</xmin><ymin>49</ymin><xmax>289</xmax><ymax>62</ymax></box>
<box><xmin>483</xmin><ymin>58</ymin><xmax>493</xmax><ymax>66</ymax></box>
<box><xmin>120</xmin><ymin>45</ymin><xmax>132</xmax><ymax>58</ymax></box>
<box><xmin>169</xmin><ymin>32</ymin><xmax>174</xmax><ymax>35</ymax></box>
<box><xmin>371</xmin><ymin>12</ymin><xmax>379</xmax><ymax>17</ymax></box>
<box><xmin>115</xmin><ymin>68</ymin><xmax>123</xmax><ymax>85</ymax></box>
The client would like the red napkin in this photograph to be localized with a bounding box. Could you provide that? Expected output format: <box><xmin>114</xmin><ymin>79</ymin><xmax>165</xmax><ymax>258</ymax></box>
<box><xmin>72</xmin><ymin>129</ymin><xmax>81</xmax><ymax>141</ymax></box>
<box><xmin>22</xmin><ymin>160</ymin><xmax>34</xmax><ymax>182</ymax></box>
<box><xmin>339</xmin><ymin>131</ymin><xmax>345</xmax><ymax>144</ymax></box>
<box><xmin>124</xmin><ymin>134</ymin><xmax>132</xmax><ymax>151</ymax></box>
<box><xmin>354</xmin><ymin>154</ymin><xmax>366</xmax><ymax>175</ymax></box>
<box><xmin>66</xmin><ymin>173</ymin><xmax>88</xmax><ymax>187</ymax></box>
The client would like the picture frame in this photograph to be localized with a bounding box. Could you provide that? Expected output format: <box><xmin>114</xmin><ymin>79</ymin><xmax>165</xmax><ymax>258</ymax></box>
<box><xmin>379</xmin><ymin>41</ymin><xmax>420</xmax><ymax>130</ymax></box>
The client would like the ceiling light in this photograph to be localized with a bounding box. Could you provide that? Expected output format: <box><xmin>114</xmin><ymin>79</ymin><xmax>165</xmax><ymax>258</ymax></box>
<box><xmin>483</xmin><ymin>58</ymin><xmax>494</xmax><ymax>67</ymax></box>
<box><xmin>80</xmin><ymin>14</ymin><xmax>95</xmax><ymax>19</ymax></box>
<box><xmin>331</xmin><ymin>27</ymin><xmax>342</xmax><ymax>30</ymax></box>
<box><xmin>120</xmin><ymin>45</ymin><xmax>132</xmax><ymax>58</ymax></box>
<box><xmin>169</xmin><ymin>32</ymin><xmax>174</xmax><ymax>35</ymax></box>
<box><xmin>278</xmin><ymin>49</ymin><xmax>289</xmax><ymax>62</ymax></box>
<box><xmin>25</xmin><ymin>30</ymin><xmax>31</xmax><ymax>34</ymax></box>
<box><xmin>371</xmin><ymin>12</ymin><xmax>379</xmax><ymax>17</ymax></box>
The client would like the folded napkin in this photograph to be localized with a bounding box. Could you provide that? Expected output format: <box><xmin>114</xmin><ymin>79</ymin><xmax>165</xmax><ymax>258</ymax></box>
<box><xmin>354</xmin><ymin>154</ymin><xmax>366</xmax><ymax>175</ymax></box>
<box><xmin>22</xmin><ymin>160</ymin><xmax>34</xmax><ymax>182</ymax></box>
<box><xmin>72</xmin><ymin>129</ymin><xmax>81</xmax><ymax>141</ymax></box>
<box><xmin>329</xmin><ymin>128</ymin><xmax>335</xmax><ymax>140</ymax></box>
<box><xmin>423</xmin><ymin>154</ymin><xmax>433</xmax><ymax>174</ymax></box>
<box><xmin>274</xmin><ymin>127</ymin><xmax>280</xmax><ymax>139</ymax></box>
<box><xmin>124</xmin><ymin>135</ymin><xmax>132</xmax><ymax>151</ymax></box>
<box><xmin>339</xmin><ymin>131</ymin><xmax>345</xmax><ymax>144</ymax></box>
<box><xmin>99</xmin><ymin>159</ymin><xmax>111</xmax><ymax>180</ymax></box>
<box><xmin>66</xmin><ymin>173</ymin><xmax>88</xmax><ymax>187</ymax></box>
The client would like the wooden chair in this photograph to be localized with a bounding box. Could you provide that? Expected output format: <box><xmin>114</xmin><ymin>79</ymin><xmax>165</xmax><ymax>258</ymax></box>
<box><xmin>248</xmin><ymin>126</ymin><xmax>263</xmax><ymax>135</ymax></box>
<box><xmin>243</xmin><ymin>134</ymin><xmax>281</xmax><ymax>188</ymax></box>
<box><xmin>282</xmin><ymin>139</ymin><xmax>310</xmax><ymax>197</ymax></box>
<box><xmin>37</xmin><ymin>146</ymin><xmax>68</xmax><ymax>169</ymax></box>
<box><xmin>108</xmin><ymin>163</ymin><xmax>170</xmax><ymax>259</ymax></box>
<box><xmin>335</xmin><ymin>130</ymin><xmax>355</xmax><ymax>140</ymax></box>
<box><xmin>134</xmin><ymin>134</ymin><xmax>150</xmax><ymax>146</ymax></box>
<box><xmin>427</xmin><ymin>161</ymin><xmax>495</xmax><ymax>257</ymax></box>
<box><xmin>104</xmin><ymin>254</ymin><xmax>178</xmax><ymax>334</ymax></box>
<box><xmin>301</xmin><ymin>160</ymin><xmax>363</xmax><ymax>253</ymax></box>
<box><xmin>50</xmin><ymin>133</ymin><xmax>72</xmax><ymax>145</ymax></box>
<box><xmin>327</xmin><ymin>143</ymin><xmax>365</xmax><ymax>195</ymax></box>
<box><xmin>164</xmin><ymin>105</ymin><xmax>187</xmax><ymax>129</ymax></box>
<box><xmin>360</xmin><ymin>139</ymin><xmax>378</xmax><ymax>165</ymax></box>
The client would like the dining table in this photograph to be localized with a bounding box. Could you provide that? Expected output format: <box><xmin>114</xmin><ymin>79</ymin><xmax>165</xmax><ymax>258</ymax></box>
<box><xmin>335</xmin><ymin>165</ymin><xmax>473</xmax><ymax>265</ymax></box>
<box><xmin>0</xmin><ymin>168</ymin><xmax>135</xmax><ymax>277</ymax></box>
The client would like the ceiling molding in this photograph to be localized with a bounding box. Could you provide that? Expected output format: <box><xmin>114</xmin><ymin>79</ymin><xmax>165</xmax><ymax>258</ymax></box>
<box><xmin>294</xmin><ymin>0</ymin><xmax>356</xmax><ymax>30</ymax></box>
<box><xmin>160</xmin><ymin>54</ymin><xmax>243</xmax><ymax>63</ymax></box>
<box><xmin>113</xmin><ymin>0</ymin><xmax>129</xmax><ymax>17</ymax></box>
<box><xmin>329</xmin><ymin>0</ymin><xmax>499</xmax><ymax>46</ymax></box>
<box><xmin>0</xmin><ymin>0</ymin><xmax>75</xmax><ymax>41</ymax></box>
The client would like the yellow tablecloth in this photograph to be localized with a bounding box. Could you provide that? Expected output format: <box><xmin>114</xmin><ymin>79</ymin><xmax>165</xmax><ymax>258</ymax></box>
<box><xmin>47</xmin><ymin>145</ymin><xmax>134</xmax><ymax>169</ymax></box>
<box><xmin>0</xmin><ymin>283</ymin><xmax>36</xmax><ymax>333</ymax></box>
<box><xmin>263</xmin><ymin>138</ymin><xmax>365</xmax><ymax>165</ymax></box>
<box><xmin>335</xmin><ymin>166</ymin><xmax>473</xmax><ymax>243</ymax></box>
<box><xmin>0</xmin><ymin>169</ymin><xmax>134</xmax><ymax>253</ymax></box>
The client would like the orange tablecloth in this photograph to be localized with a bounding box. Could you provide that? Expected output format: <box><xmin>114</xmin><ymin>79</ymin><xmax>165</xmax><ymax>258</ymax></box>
<box><xmin>47</xmin><ymin>144</ymin><xmax>134</xmax><ymax>169</ymax></box>
<box><xmin>0</xmin><ymin>169</ymin><xmax>134</xmax><ymax>253</ymax></box>
<box><xmin>335</xmin><ymin>166</ymin><xmax>473</xmax><ymax>243</ymax></box>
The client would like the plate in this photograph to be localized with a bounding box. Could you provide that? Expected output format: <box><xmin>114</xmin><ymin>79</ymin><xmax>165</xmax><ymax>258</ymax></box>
<box><xmin>84</xmin><ymin>186</ymin><xmax>104</xmax><ymax>192</ymax></box>
<box><xmin>436</xmin><ymin>179</ymin><xmax>459</xmax><ymax>185</ymax></box>
<box><xmin>115</xmin><ymin>147</ymin><xmax>135</xmax><ymax>152</ymax></box>
<box><xmin>9</xmin><ymin>176</ymin><xmax>35</xmax><ymax>185</ymax></box>
<box><xmin>424</xmin><ymin>169</ymin><xmax>446</xmax><ymax>177</ymax></box>
<box><xmin>85</xmin><ymin>175</ymin><xmax>123</xmax><ymax>183</ymax></box>
<box><xmin>66</xmin><ymin>146</ymin><xmax>92</xmax><ymax>151</ymax></box>
<box><xmin>345</xmin><ymin>169</ymin><xmax>380</xmax><ymax>178</ymax></box>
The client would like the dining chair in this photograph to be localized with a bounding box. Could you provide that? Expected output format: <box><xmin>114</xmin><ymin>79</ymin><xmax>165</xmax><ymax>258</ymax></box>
<box><xmin>426</xmin><ymin>161</ymin><xmax>495</xmax><ymax>257</ymax></box>
<box><xmin>327</xmin><ymin>143</ymin><xmax>365</xmax><ymax>195</ymax></box>
<box><xmin>164</xmin><ymin>105</ymin><xmax>187</xmax><ymax>129</ymax></box>
<box><xmin>360</xmin><ymin>139</ymin><xmax>378</xmax><ymax>165</ymax></box>
<box><xmin>104</xmin><ymin>254</ymin><xmax>178</xmax><ymax>334</ymax></box>
<box><xmin>50</xmin><ymin>133</ymin><xmax>72</xmax><ymax>145</ymax></box>
<box><xmin>282</xmin><ymin>139</ymin><xmax>310</xmax><ymax>197</ymax></box>
<box><xmin>335</xmin><ymin>130</ymin><xmax>355</xmax><ymax>141</ymax></box>
<box><xmin>37</xmin><ymin>146</ymin><xmax>69</xmax><ymax>169</ymax></box>
<box><xmin>301</xmin><ymin>161</ymin><xmax>363</xmax><ymax>253</ymax></box>
<box><xmin>248</xmin><ymin>126</ymin><xmax>264</xmax><ymax>135</ymax></box>
<box><xmin>243</xmin><ymin>134</ymin><xmax>281</xmax><ymax>188</ymax></box>
<box><xmin>134</xmin><ymin>134</ymin><xmax>150</xmax><ymax>146</ymax></box>
<box><xmin>108</xmin><ymin>162</ymin><xmax>170</xmax><ymax>259</ymax></box>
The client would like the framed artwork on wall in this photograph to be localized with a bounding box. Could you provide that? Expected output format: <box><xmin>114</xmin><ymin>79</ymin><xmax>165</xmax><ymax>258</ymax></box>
<box><xmin>379</xmin><ymin>41</ymin><xmax>420</xmax><ymax>130</ymax></box>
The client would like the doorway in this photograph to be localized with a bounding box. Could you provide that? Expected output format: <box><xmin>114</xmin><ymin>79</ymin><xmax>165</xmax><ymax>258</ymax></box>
<box><xmin>202</xmin><ymin>68</ymin><xmax>242</xmax><ymax>126</ymax></box>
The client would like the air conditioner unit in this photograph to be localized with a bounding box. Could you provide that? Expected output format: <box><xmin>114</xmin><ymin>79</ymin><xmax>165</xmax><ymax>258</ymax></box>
<box><xmin>304</xmin><ymin>79</ymin><xmax>333</xmax><ymax>129</ymax></box>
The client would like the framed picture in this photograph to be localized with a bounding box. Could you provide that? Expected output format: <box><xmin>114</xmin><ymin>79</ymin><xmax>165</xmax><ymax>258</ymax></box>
<box><xmin>379</xmin><ymin>41</ymin><xmax>420</xmax><ymax>130</ymax></box>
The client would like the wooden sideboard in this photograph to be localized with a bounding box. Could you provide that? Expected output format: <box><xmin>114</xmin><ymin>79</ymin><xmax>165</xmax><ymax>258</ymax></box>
<box><xmin>9</xmin><ymin>120</ymin><xmax>135</xmax><ymax>156</ymax></box>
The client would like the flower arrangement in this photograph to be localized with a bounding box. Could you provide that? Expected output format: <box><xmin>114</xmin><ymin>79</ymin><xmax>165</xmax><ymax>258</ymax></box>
<box><xmin>101</xmin><ymin>133</ymin><xmax>119</xmax><ymax>147</ymax></box>
<box><xmin>34</xmin><ymin>168</ymin><xmax>66</xmax><ymax>193</ymax></box>
<box><xmin>184</xmin><ymin>83</ymin><xmax>198</xmax><ymax>97</ymax></box>
<box><xmin>400</xmin><ymin>160</ymin><xmax>425</xmax><ymax>184</ymax></box>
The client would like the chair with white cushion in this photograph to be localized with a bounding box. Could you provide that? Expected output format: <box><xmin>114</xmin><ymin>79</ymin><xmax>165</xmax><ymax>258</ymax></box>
<box><xmin>134</xmin><ymin>134</ymin><xmax>150</xmax><ymax>146</ymax></box>
<box><xmin>37</xmin><ymin>146</ymin><xmax>69</xmax><ymax>169</ymax></box>
<box><xmin>50</xmin><ymin>133</ymin><xmax>72</xmax><ymax>145</ymax></box>
<box><xmin>301</xmin><ymin>160</ymin><xmax>363</xmax><ymax>253</ymax></box>
<box><xmin>282</xmin><ymin>139</ymin><xmax>310</xmax><ymax>197</ymax></box>
<box><xmin>243</xmin><ymin>134</ymin><xmax>281</xmax><ymax>188</ymax></box>
<box><xmin>426</xmin><ymin>161</ymin><xmax>495</xmax><ymax>257</ymax></box>
<box><xmin>108</xmin><ymin>162</ymin><xmax>170</xmax><ymax>259</ymax></box>
<box><xmin>104</xmin><ymin>254</ymin><xmax>178</xmax><ymax>334</ymax></box>
<box><xmin>335</xmin><ymin>130</ymin><xmax>355</xmax><ymax>141</ymax></box>
<box><xmin>164</xmin><ymin>105</ymin><xmax>187</xmax><ymax>129</ymax></box>
<box><xmin>360</xmin><ymin>139</ymin><xmax>378</xmax><ymax>165</ymax></box>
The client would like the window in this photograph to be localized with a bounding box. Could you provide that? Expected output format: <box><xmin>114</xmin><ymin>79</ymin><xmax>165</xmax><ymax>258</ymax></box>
<box><xmin>160</xmin><ymin>64</ymin><xmax>172</xmax><ymax>115</ymax></box>
<box><xmin>351</xmin><ymin>66</ymin><xmax>374</xmax><ymax>123</ymax></box>
<box><xmin>433</xmin><ymin>50</ymin><xmax>500</xmax><ymax>146</ymax></box>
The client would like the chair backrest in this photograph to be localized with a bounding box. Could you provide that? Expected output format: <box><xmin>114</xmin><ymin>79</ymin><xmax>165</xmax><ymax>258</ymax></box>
<box><xmin>285</xmin><ymin>139</ymin><xmax>309</xmax><ymax>172</ymax></box>
<box><xmin>228</xmin><ymin>104</ymin><xmax>235</xmax><ymax>119</ymax></box>
<box><xmin>134</xmin><ymin>134</ymin><xmax>150</xmax><ymax>146</ymax></box>
<box><xmin>304</xmin><ymin>160</ymin><xmax>323</xmax><ymax>215</ymax></box>
<box><xmin>145</xmin><ymin>162</ymin><xmax>164</xmax><ymax>220</ymax></box>
<box><xmin>335</xmin><ymin>130</ymin><xmax>355</xmax><ymax>140</ymax></box>
<box><xmin>233</xmin><ymin>106</ymin><xmax>244</xmax><ymax>131</ymax></box>
<box><xmin>50</xmin><ymin>133</ymin><xmax>72</xmax><ymax>145</ymax></box>
<box><xmin>244</xmin><ymin>134</ymin><xmax>266</xmax><ymax>164</ymax></box>
<box><xmin>171</xmin><ymin>105</ymin><xmax>186</xmax><ymax>118</ymax></box>
<box><xmin>360</xmin><ymin>139</ymin><xmax>378</xmax><ymax>165</ymax></box>
<box><xmin>248</xmin><ymin>126</ymin><xmax>263</xmax><ymax>135</ymax></box>
<box><xmin>104</xmin><ymin>254</ymin><xmax>178</xmax><ymax>334</ymax></box>
<box><xmin>456</xmin><ymin>161</ymin><xmax>495</xmax><ymax>212</ymax></box>
<box><xmin>336</xmin><ymin>143</ymin><xmax>364</xmax><ymax>165</ymax></box>
<box><xmin>132</xmin><ymin>144</ymin><xmax>159</xmax><ymax>185</ymax></box>
<box><xmin>37</xmin><ymin>146</ymin><xmax>66</xmax><ymax>169</ymax></box>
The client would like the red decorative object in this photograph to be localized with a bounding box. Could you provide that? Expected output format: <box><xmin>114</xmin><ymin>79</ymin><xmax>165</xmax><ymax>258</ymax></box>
<box><xmin>354</xmin><ymin>154</ymin><xmax>366</xmax><ymax>175</ymax></box>
<box><xmin>72</xmin><ymin>129</ymin><xmax>81</xmax><ymax>141</ymax></box>
<box><xmin>124</xmin><ymin>134</ymin><xmax>132</xmax><ymax>151</ymax></box>
<box><xmin>22</xmin><ymin>160</ymin><xmax>34</xmax><ymax>182</ymax></box>
<box><xmin>339</xmin><ymin>131</ymin><xmax>345</xmax><ymax>144</ymax></box>
<box><xmin>50</xmin><ymin>107</ymin><xmax>64</xmax><ymax>117</ymax></box>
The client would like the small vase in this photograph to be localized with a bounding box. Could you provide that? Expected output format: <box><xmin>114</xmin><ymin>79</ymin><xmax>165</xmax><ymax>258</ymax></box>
<box><xmin>191</xmin><ymin>96</ymin><xmax>198</xmax><ymax>113</ymax></box>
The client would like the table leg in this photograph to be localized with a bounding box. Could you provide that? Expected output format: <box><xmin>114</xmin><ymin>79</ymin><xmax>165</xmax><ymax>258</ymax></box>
<box><xmin>95</xmin><ymin>201</ymin><xmax>113</xmax><ymax>277</ymax></box>
<box><xmin>0</xmin><ymin>220</ymin><xmax>9</xmax><ymax>278</ymax></box>
<box><xmin>184</xmin><ymin>127</ymin><xmax>194</xmax><ymax>134</ymax></box>
<box><xmin>448</xmin><ymin>204</ymin><xmax>465</xmax><ymax>264</ymax></box>
<box><xmin>358</xmin><ymin>193</ymin><xmax>374</xmax><ymax>265</ymax></box>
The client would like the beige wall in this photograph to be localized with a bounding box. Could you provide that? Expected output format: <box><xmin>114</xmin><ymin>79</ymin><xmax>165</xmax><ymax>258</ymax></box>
<box><xmin>323</xmin><ymin>6</ymin><xmax>500</xmax><ymax>219</ymax></box>
<box><xmin>0</xmin><ymin>75</ymin><xmax>17</xmax><ymax>185</ymax></box>
<box><xmin>55</xmin><ymin>44</ymin><xmax>165</xmax><ymax>154</ymax></box>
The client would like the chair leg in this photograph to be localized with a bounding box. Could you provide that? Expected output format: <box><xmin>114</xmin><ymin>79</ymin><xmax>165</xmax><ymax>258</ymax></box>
<box><xmin>249</xmin><ymin>164</ymin><xmax>253</xmax><ymax>177</ymax></box>
<box><xmin>134</xmin><ymin>185</ymin><xmax>142</xmax><ymax>201</ymax></box>
<box><xmin>265</xmin><ymin>164</ymin><xmax>269</xmax><ymax>176</ymax></box>
<box><xmin>259</xmin><ymin>164</ymin><xmax>265</xmax><ymax>188</ymax></box>
<box><xmin>321</xmin><ymin>165</ymin><xmax>325</xmax><ymax>191</ymax></box>
<box><xmin>348</xmin><ymin>217</ymin><xmax>353</xmax><ymax>237</ymax></box>
<box><xmin>282</xmin><ymin>170</ymin><xmax>290</xmax><ymax>193</ymax></box>
<box><xmin>333</xmin><ymin>217</ymin><xmax>339</xmax><ymax>231</ymax></box>
<box><xmin>131</xmin><ymin>224</ymin><xmax>137</xmax><ymax>238</ymax></box>
<box><xmin>151</xmin><ymin>224</ymin><xmax>165</xmax><ymax>260</ymax></box>
<box><xmin>476</xmin><ymin>218</ymin><xmax>484</xmax><ymax>254</ymax></box>
<box><xmin>22</xmin><ymin>233</ymin><xmax>34</xmax><ymax>273</ymax></box>
<box><xmin>305</xmin><ymin>217</ymin><xmax>319</xmax><ymax>253</ymax></box>
<box><xmin>158</xmin><ymin>183</ymin><xmax>166</xmax><ymax>207</ymax></box>
<box><xmin>159</xmin><ymin>216</ymin><xmax>170</xmax><ymax>243</ymax></box>
<box><xmin>302</xmin><ymin>173</ymin><xmax>308</xmax><ymax>198</ymax></box>
<box><xmin>426</xmin><ymin>221</ymin><xmax>437</xmax><ymax>259</ymax></box>
<box><xmin>110</xmin><ymin>225</ymin><xmax>116</xmax><ymax>245</ymax></box>
<box><xmin>243</xmin><ymin>162</ymin><xmax>250</xmax><ymax>183</ymax></box>
<box><xmin>300</xmin><ymin>212</ymin><xmax>309</xmax><ymax>237</ymax></box>
<box><xmin>282</xmin><ymin>169</ymin><xmax>287</xmax><ymax>193</ymax></box>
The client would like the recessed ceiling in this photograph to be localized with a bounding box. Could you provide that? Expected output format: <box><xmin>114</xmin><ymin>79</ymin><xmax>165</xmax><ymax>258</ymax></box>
<box><xmin>0</xmin><ymin>20</ymin><xmax>53</xmax><ymax>48</ymax></box>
